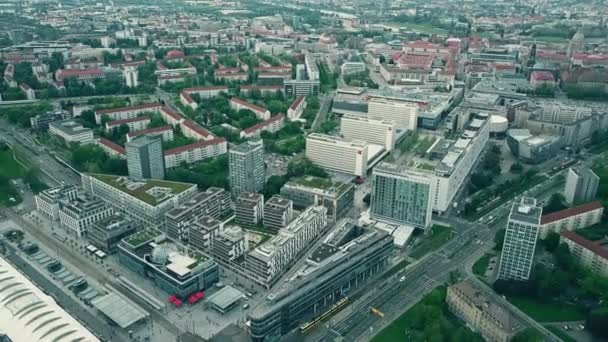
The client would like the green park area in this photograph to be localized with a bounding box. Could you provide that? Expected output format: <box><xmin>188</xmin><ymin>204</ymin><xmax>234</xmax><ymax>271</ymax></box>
<box><xmin>472</xmin><ymin>252</ymin><xmax>495</xmax><ymax>277</ymax></box>
<box><xmin>410</xmin><ymin>225</ymin><xmax>453</xmax><ymax>259</ymax></box>
<box><xmin>0</xmin><ymin>146</ymin><xmax>26</xmax><ymax>205</ymax></box>
<box><xmin>372</xmin><ymin>286</ymin><xmax>483</xmax><ymax>342</ymax></box>
<box><xmin>509</xmin><ymin>296</ymin><xmax>585</xmax><ymax>322</ymax></box>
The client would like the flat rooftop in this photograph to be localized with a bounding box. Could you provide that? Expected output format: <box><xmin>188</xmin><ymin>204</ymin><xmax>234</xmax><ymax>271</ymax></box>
<box><xmin>289</xmin><ymin>175</ymin><xmax>352</xmax><ymax>195</ymax></box>
<box><xmin>207</xmin><ymin>285</ymin><xmax>244</xmax><ymax>311</ymax></box>
<box><xmin>87</xmin><ymin>173</ymin><xmax>196</xmax><ymax>206</ymax></box>
<box><xmin>91</xmin><ymin>292</ymin><xmax>149</xmax><ymax>329</ymax></box>
<box><xmin>123</xmin><ymin>228</ymin><xmax>163</xmax><ymax>249</ymax></box>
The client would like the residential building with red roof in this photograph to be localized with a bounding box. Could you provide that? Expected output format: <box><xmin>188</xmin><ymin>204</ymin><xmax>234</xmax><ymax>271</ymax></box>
<box><xmin>530</xmin><ymin>71</ymin><xmax>556</xmax><ymax>88</ymax></box>
<box><xmin>562</xmin><ymin>67</ymin><xmax>608</xmax><ymax>91</ymax></box>
<box><xmin>164</xmin><ymin>138</ymin><xmax>228</xmax><ymax>168</ymax></box>
<box><xmin>215</xmin><ymin>72</ymin><xmax>248</xmax><ymax>82</ymax></box>
<box><xmin>287</xmin><ymin>96</ymin><xmax>306</xmax><ymax>120</ymax></box>
<box><xmin>535</xmin><ymin>49</ymin><xmax>570</xmax><ymax>66</ymax></box>
<box><xmin>181</xmin><ymin>120</ymin><xmax>213</xmax><ymax>141</ymax></box>
<box><xmin>94</xmin><ymin>103</ymin><xmax>162</xmax><ymax>124</ymax></box>
<box><xmin>402</xmin><ymin>40</ymin><xmax>450</xmax><ymax>55</ymax></box>
<box><xmin>572</xmin><ymin>53</ymin><xmax>608</xmax><ymax>68</ymax></box>
<box><xmin>127</xmin><ymin>125</ymin><xmax>174</xmax><ymax>143</ymax></box>
<box><xmin>240</xmin><ymin>114</ymin><xmax>285</xmax><ymax>139</ymax></box>
<box><xmin>239</xmin><ymin>85</ymin><xmax>284</xmax><ymax>97</ymax></box>
<box><xmin>230</xmin><ymin>98</ymin><xmax>271</xmax><ymax>120</ymax></box>
<box><xmin>560</xmin><ymin>231</ymin><xmax>608</xmax><ymax>276</ymax></box>
<box><xmin>97</xmin><ymin>138</ymin><xmax>126</xmax><ymax>159</ymax></box>
<box><xmin>105</xmin><ymin>116</ymin><xmax>151</xmax><ymax>131</ymax></box>
<box><xmin>253</xmin><ymin>65</ymin><xmax>291</xmax><ymax>74</ymax></box>
<box><xmin>159</xmin><ymin>106</ymin><xmax>183</xmax><ymax>126</ymax></box>
<box><xmin>20</xmin><ymin>83</ymin><xmax>35</xmax><ymax>100</ymax></box>
<box><xmin>539</xmin><ymin>201</ymin><xmax>603</xmax><ymax>238</ymax></box>
<box><xmin>182</xmin><ymin>86</ymin><xmax>228</xmax><ymax>98</ymax></box>
<box><xmin>158</xmin><ymin>74</ymin><xmax>186</xmax><ymax>85</ymax></box>
<box><xmin>180</xmin><ymin>91</ymin><xmax>197</xmax><ymax>110</ymax></box>
<box><xmin>55</xmin><ymin>68</ymin><xmax>105</xmax><ymax>82</ymax></box>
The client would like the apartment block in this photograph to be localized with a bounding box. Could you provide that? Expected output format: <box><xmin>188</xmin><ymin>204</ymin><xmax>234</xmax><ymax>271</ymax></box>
<box><xmin>229</xmin><ymin>140</ymin><xmax>265</xmax><ymax>196</ymax></box>
<box><xmin>164</xmin><ymin>138</ymin><xmax>228</xmax><ymax>169</ymax></box>
<box><xmin>263</xmin><ymin>196</ymin><xmax>293</xmax><ymax>233</ymax></box>
<box><xmin>189</xmin><ymin>216</ymin><xmax>222</xmax><ymax>252</ymax></box>
<box><xmin>560</xmin><ymin>231</ymin><xmax>608</xmax><ymax>276</ymax></box>
<box><xmin>211</xmin><ymin>225</ymin><xmax>249</xmax><ymax>265</ymax></box>
<box><xmin>235</xmin><ymin>192</ymin><xmax>264</xmax><ymax>228</ymax></box>
<box><xmin>126</xmin><ymin>135</ymin><xmax>165</xmax><ymax>180</ymax></box>
<box><xmin>305</xmin><ymin>133</ymin><xmax>368</xmax><ymax>177</ymax></box>
<box><xmin>564</xmin><ymin>167</ymin><xmax>600</xmax><ymax>205</ymax></box>
<box><xmin>539</xmin><ymin>201</ymin><xmax>603</xmax><ymax>238</ymax></box>
<box><xmin>165</xmin><ymin>187</ymin><xmax>232</xmax><ymax>242</ymax></box>
<box><xmin>35</xmin><ymin>185</ymin><xmax>79</xmax><ymax>221</ymax></box>
<box><xmin>94</xmin><ymin>103</ymin><xmax>162</xmax><ymax>125</ymax></box>
<box><xmin>59</xmin><ymin>195</ymin><xmax>114</xmax><ymax>237</ymax></box>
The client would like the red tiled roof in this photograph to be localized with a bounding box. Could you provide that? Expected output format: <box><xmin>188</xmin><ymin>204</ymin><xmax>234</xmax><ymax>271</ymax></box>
<box><xmin>164</xmin><ymin>137</ymin><xmax>226</xmax><ymax>155</ymax></box>
<box><xmin>240</xmin><ymin>85</ymin><xmax>284</xmax><ymax>90</ymax></box>
<box><xmin>158</xmin><ymin>74</ymin><xmax>184</xmax><ymax>80</ymax></box>
<box><xmin>216</xmin><ymin>72</ymin><xmax>248</xmax><ymax>77</ymax></box>
<box><xmin>96</xmin><ymin>103</ymin><xmax>162</xmax><ymax>116</ymax></box>
<box><xmin>183</xmin><ymin>86</ymin><xmax>228</xmax><ymax>92</ymax></box>
<box><xmin>541</xmin><ymin>201</ymin><xmax>603</xmax><ymax>225</ymax></box>
<box><xmin>243</xmin><ymin>114</ymin><xmax>285</xmax><ymax>134</ymax></box>
<box><xmin>99</xmin><ymin>138</ymin><xmax>126</xmax><ymax>155</ymax></box>
<box><xmin>127</xmin><ymin>125</ymin><xmax>173</xmax><ymax>137</ymax></box>
<box><xmin>160</xmin><ymin>106</ymin><xmax>182</xmax><ymax>121</ymax></box>
<box><xmin>215</xmin><ymin>67</ymin><xmax>241</xmax><ymax>75</ymax></box>
<box><xmin>531</xmin><ymin>71</ymin><xmax>555</xmax><ymax>82</ymax></box>
<box><xmin>56</xmin><ymin>68</ymin><xmax>103</xmax><ymax>78</ymax></box>
<box><xmin>230</xmin><ymin>97</ymin><xmax>267</xmax><ymax>114</ymax></box>
<box><xmin>106</xmin><ymin>115</ymin><xmax>150</xmax><ymax>127</ymax></box>
<box><xmin>289</xmin><ymin>96</ymin><xmax>305</xmax><ymax>110</ymax></box>
<box><xmin>180</xmin><ymin>91</ymin><xmax>194</xmax><ymax>104</ymax></box>
<box><xmin>254</xmin><ymin>65</ymin><xmax>291</xmax><ymax>71</ymax></box>
<box><xmin>182</xmin><ymin>120</ymin><xmax>211</xmax><ymax>138</ymax></box>
<box><xmin>20</xmin><ymin>83</ymin><xmax>31</xmax><ymax>90</ymax></box>
<box><xmin>561</xmin><ymin>231</ymin><xmax>608</xmax><ymax>260</ymax></box>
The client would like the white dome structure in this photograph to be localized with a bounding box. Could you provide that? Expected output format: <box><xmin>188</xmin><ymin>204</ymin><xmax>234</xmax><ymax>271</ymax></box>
<box><xmin>490</xmin><ymin>115</ymin><xmax>508</xmax><ymax>134</ymax></box>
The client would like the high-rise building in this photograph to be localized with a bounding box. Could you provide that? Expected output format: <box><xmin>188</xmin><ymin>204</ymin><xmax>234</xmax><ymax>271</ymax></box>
<box><xmin>340</xmin><ymin>115</ymin><xmax>397</xmax><ymax>151</ymax></box>
<box><xmin>367</xmin><ymin>98</ymin><xmax>418</xmax><ymax>131</ymax></box>
<box><xmin>263</xmin><ymin>196</ymin><xmax>293</xmax><ymax>233</ymax></box>
<box><xmin>497</xmin><ymin>197</ymin><xmax>542</xmax><ymax>281</ymax></box>
<box><xmin>123</xmin><ymin>66</ymin><xmax>139</xmax><ymax>88</ymax></box>
<box><xmin>370</xmin><ymin>163</ymin><xmax>435</xmax><ymax>229</ymax></box>
<box><xmin>126</xmin><ymin>135</ymin><xmax>165</xmax><ymax>180</ymax></box>
<box><xmin>305</xmin><ymin>133</ymin><xmax>368</xmax><ymax>177</ymax></box>
<box><xmin>564</xmin><ymin>167</ymin><xmax>599</xmax><ymax>205</ymax></box>
<box><xmin>229</xmin><ymin>140</ymin><xmax>265</xmax><ymax>196</ymax></box>
<box><xmin>235</xmin><ymin>192</ymin><xmax>264</xmax><ymax>228</ymax></box>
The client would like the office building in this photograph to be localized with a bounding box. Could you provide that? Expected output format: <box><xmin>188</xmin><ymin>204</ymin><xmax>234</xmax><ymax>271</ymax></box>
<box><xmin>248</xmin><ymin>219</ymin><xmax>393</xmax><ymax>340</ymax></box>
<box><xmin>235</xmin><ymin>192</ymin><xmax>264</xmax><ymax>228</ymax></box>
<box><xmin>340</xmin><ymin>115</ymin><xmax>397</xmax><ymax>151</ymax></box>
<box><xmin>81</xmin><ymin>173</ymin><xmax>197</xmax><ymax>229</ymax></box>
<box><xmin>211</xmin><ymin>225</ymin><xmax>249</xmax><ymax>265</ymax></box>
<box><xmin>189</xmin><ymin>216</ymin><xmax>222</xmax><ymax>252</ymax></box>
<box><xmin>560</xmin><ymin>231</ymin><xmax>608</xmax><ymax>277</ymax></box>
<box><xmin>229</xmin><ymin>140</ymin><xmax>265</xmax><ymax>195</ymax></box>
<box><xmin>370</xmin><ymin>163</ymin><xmax>435</xmax><ymax>229</ymax></box>
<box><xmin>280</xmin><ymin>176</ymin><xmax>354</xmax><ymax>222</ymax></box>
<box><xmin>117</xmin><ymin>229</ymin><xmax>219</xmax><ymax>298</ymax></box>
<box><xmin>0</xmin><ymin>257</ymin><xmax>101</xmax><ymax>342</ymax></box>
<box><xmin>48</xmin><ymin>119</ymin><xmax>94</xmax><ymax>144</ymax></box>
<box><xmin>367</xmin><ymin>98</ymin><xmax>418</xmax><ymax>131</ymax></box>
<box><xmin>446</xmin><ymin>280</ymin><xmax>521</xmax><ymax>342</ymax></box>
<box><xmin>264</xmin><ymin>196</ymin><xmax>293</xmax><ymax>233</ymax></box>
<box><xmin>165</xmin><ymin>187</ymin><xmax>232</xmax><ymax>242</ymax></box>
<box><xmin>305</xmin><ymin>133</ymin><xmax>368</xmax><ymax>177</ymax></box>
<box><xmin>35</xmin><ymin>185</ymin><xmax>79</xmax><ymax>221</ymax></box>
<box><xmin>30</xmin><ymin>111</ymin><xmax>70</xmax><ymax>131</ymax></box>
<box><xmin>87</xmin><ymin>213</ymin><xmax>138</xmax><ymax>253</ymax></box>
<box><xmin>246</xmin><ymin>206</ymin><xmax>328</xmax><ymax>286</ymax></box>
<box><xmin>284</xmin><ymin>79</ymin><xmax>320</xmax><ymax>96</ymax></box>
<box><xmin>59</xmin><ymin>195</ymin><xmax>114</xmax><ymax>237</ymax></box>
<box><xmin>564</xmin><ymin>167</ymin><xmax>600</xmax><ymax>205</ymax></box>
<box><xmin>126</xmin><ymin>135</ymin><xmax>165</xmax><ymax>180</ymax></box>
<box><xmin>539</xmin><ymin>201</ymin><xmax>603</xmax><ymax>238</ymax></box>
<box><xmin>497</xmin><ymin>198</ymin><xmax>542</xmax><ymax>281</ymax></box>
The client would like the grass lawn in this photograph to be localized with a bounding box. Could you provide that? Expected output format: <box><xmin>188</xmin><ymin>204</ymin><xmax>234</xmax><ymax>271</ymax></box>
<box><xmin>472</xmin><ymin>252</ymin><xmax>494</xmax><ymax>277</ymax></box>
<box><xmin>546</xmin><ymin>326</ymin><xmax>577</xmax><ymax>342</ymax></box>
<box><xmin>410</xmin><ymin>225</ymin><xmax>453</xmax><ymax>259</ymax></box>
<box><xmin>386</xmin><ymin>22</ymin><xmax>448</xmax><ymax>35</ymax></box>
<box><xmin>508</xmin><ymin>296</ymin><xmax>586</xmax><ymax>322</ymax></box>
<box><xmin>0</xmin><ymin>148</ymin><xmax>26</xmax><ymax>206</ymax></box>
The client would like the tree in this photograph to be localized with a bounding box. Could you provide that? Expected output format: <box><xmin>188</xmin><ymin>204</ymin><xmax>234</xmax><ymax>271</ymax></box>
<box><xmin>264</xmin><ymin>175</ymin><xmax>288</xmax><ymax>199</ymax></box>
<box><xmin>543</xmin><ymin>193</ymin><xmax>567</xmax><ymax>214</ymax></box>
<box><xmin>587</xmin><ymin>307</ymin><xmax>608</xmax><ymax>339</ymax></box>
<box><xmin>541</xmin><ymin>231</ymin><xmax>560</xmax><ymax>252</ymax></box>
<box><xmin>511</xmin><ymin>328</ymin><xmax>543</xmax><ymax>342</ymax></box>
<box><xmin>494</xmin><ymin>229</ymin><xmax>506</xmax><ymax>251</ymax></box>
<box><xmin>287</xmin><ymin>158</ymin><xmax>328</xmax><ymax>178</ymax></box>
<box><xmin>510</xmin><ymin>162</ymin><xmax>524</xmax><ymax>173</ymax></box>
<box><xmin>267</xmin><ymin>100</ymin><xmax>288</xmax><ymax>115</ymax></box>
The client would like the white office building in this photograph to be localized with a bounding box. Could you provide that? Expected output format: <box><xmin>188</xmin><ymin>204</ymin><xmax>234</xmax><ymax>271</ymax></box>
<box><xmin>34</xmin><ymin>185</ymin><xmax>79</xmax><ymax>221</ymax></box>
<box><xmin>58</xmin><ymin>195</ymin><xmax>114</xmax><ymax>237</ymax></box>
<box><xmin>305</xmin><ymin>133</ymin><xmax>368</xmax><ymax>177</ymax></box>
<box><xmin>48</xmin><ymin>119</ymin><xmax>94</xmax><ymax>144</ymax></box>
<box><xmin>340</xmin><ymin>115</ymin><xmax>397</xmax><ymax>151</ymax></box>
<box><xmin>497</xmin><ymin>198</ymin><xmax>542</xmax><ymax>281</ymax></box>
<box><xmin>564</xmin><ymin>167</ymin><xmax>600</xmax><ymax>205</ymax></box>
<box><xmin>367</xmin><ymin>98</ymin><xmax>418</xmax><ymax>131</ymax></box>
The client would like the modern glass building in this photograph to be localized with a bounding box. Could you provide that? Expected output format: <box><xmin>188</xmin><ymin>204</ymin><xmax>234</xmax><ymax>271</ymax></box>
<box><xmin>126</xmin><ymin>135</ymin><xmax>165</xmax><ymax>180</ymax></box>
<box><xmin>370</xmin><ymin>163</ymin><xmax>434</xmax><ymax>229</ymax></box>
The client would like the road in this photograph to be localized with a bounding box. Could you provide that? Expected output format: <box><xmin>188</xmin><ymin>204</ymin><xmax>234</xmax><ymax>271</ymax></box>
<box><xmin>1</xmin><ymin>208</ymin><xmax>192</xmax><ymax>341</ymax></box>
<box><xmin>1</xmin><ymin>242</ymin><xmax>126</xmax><ymax>342</ymax></box>
<box><xmin>310</xmin><ymin>91</ymin><xmax>335</xmax><ymax>132</ymax></box>
<box><xmin>0</xmin><ymin>118</ymin><xmax>80</xmax><ymax>186</ymax></box>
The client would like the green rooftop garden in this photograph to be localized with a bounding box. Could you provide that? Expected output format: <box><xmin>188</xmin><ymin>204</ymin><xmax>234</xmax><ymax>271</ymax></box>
<box><xmin>89</xmin><ymin>173</ymin><xmax>195</xmax><ymax>205</ymax></box>
<box><xmin>292</xmin><ymin>176</ymin><xmax>351</xmax><ymax>194</ymax></box>
<box><xmin>124</xmin><ymin>228</ymin><xmax>163</xmax><ymax>248</ymax></box>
